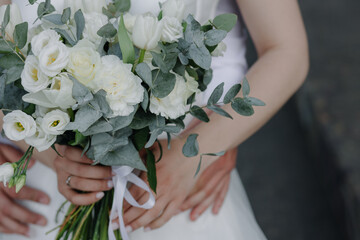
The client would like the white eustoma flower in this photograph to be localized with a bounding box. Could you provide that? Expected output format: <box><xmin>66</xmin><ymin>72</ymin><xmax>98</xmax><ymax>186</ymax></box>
<box><xmin>41</xmin><ymin>110</ymin><xmax>70</xmax><ymax>135</ymax></box>
<box><xmin>161</xmin><ymin>16</ymin><xmax>183</xmax><ymax>43</ymax></box>
<box><xmin>94</xmin><ymin>55</ymin><xmax>144</xmax><ymax>117</ymax></box>
<box><xmin>64</xmin><ymin>0</ymin><xmax>106</xmax><ymax>14</ymax></box>
<box><xmin>0</xmin><ymin>163</ymin><xmax>15</xmax><ymax>187</ymax></box>
<box><xmin>161</xmin><ymin>0</ymin><xmax>185</xmax><ymax>21</ymax></box>
<box><xmin>34</xmin><ymin>106</ymin><xmax>52</xmax><ymax>118</ymax></box>
<box><xmin>21</xmin><ymin>55</ymin><xmax>50</xmax><ymax>93</ymax></box>
<box><xmin>15</xmin><ymin>174</ymin><xmax>26</xmax><ymax>193</ymax></box>
<box><xmin>25</xmin><ymin>121</ymin><xmax>56</xmax><ymax>152</ymax></box>
<box><xmin>31</xmin><ymin>29</ymin><xmax>61</xmax><ymax>57</ymax></box>
<box><xmin>150</xmin><ymin>73</ymin><xmax>199</xmax><ymax>119</ymax></box>
<box><xmin>211</xmin><ymin>42</ymin><xmax>227</xmax><ymax>57</ymax></box>
<box><xmin>123</xmin><ymin>13</ymin><xmax>137</xmax><ymax>33</ymax></box>
<box><xmin>0</xmin><ymin>3</ymin><xmax>23</xmax><ymax>41</ymax></box>
<box><xmin>38</xmin><ymin>41</ymin><xmax>69</xmax><ymax>77</ymax></box>
<box><xmin>132</xmin><ymin>13</ymin><xmax>163</xmax><ymax>50</ymax></box>
<box><xmin>83</xmin><ymin>12</ymin><xmax>108</xmax><ymax>48</ymax></box>
<box><xmin>67</xmin><ymin>39</ymin><xmax>102</xmax><ymax>89</ymax></box>
<box><xmin>22</xmin><ymin>74</ymin><xmax>76</xmax><ymax>109</ymax></box>
<box><xmin>3</xmin><ymin>111</ymin><xmax>36</xmax><ymax>141</ymax></box>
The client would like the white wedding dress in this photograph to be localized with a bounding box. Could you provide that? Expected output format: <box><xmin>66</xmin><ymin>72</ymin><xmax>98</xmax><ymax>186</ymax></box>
<box><xmin>0</xmin><ymin>0</ymin><xmax>267</xmax><ymax>239</ymax></box>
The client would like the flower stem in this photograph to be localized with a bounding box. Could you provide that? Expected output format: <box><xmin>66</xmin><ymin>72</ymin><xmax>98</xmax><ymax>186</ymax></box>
<box><xmin>138</xmin><ymin>49</ymin><xmax>146</xmax><ymax>64</ymax></box>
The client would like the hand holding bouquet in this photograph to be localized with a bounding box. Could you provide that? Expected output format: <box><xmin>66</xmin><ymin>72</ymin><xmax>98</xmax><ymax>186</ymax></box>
<box><xmin>0</xmin><ymin>0</ymin><xmax>264</xmax><ymax>239</ymax></box>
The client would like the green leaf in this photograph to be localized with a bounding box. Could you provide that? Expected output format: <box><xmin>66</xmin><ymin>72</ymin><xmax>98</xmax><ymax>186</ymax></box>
<box><xmin>130</xmin><ymin>109</ymin><xmax>156</xmax><ymax>130</ymax></box>
<box><xmin>43</xmin><ymin>14</ymin><xmax>64</xmax><ymax>25</ymax></box>
<box><xmin>242</xmin><ymin>77</ymin><xmax>250</xmax><ymax>97</ymax></box>
<box><xmin>135</xmin><ymin>63</ymin><xmax>153</xmax><ymax>87</ymax></box>
<box><xmin>213</xmin><ymin>13</ymin><xmax>238</xmax><ymax>32</ymax></box>
<box><xmin>190</xmin><ymin>106</ymin><xmax>209</xmax><ymax>122</ymax></box>
<box><xmin>81</xmin><ymin>119</ymin><xmax>113</xmax><ymax>136</ymax></box>
<box><xmin>97</xmin><ymin>23</ymin><xmax>117</xmax><ymax>38</ymax></box>
<box><xmin>141</xmin><ymin>91</ymin><xmax>149</xmax><ymax>111</ymax></box>
<box><xmin>0</xmin><ymin>39</ymin><xmax>15</xmax><ymax>53</ymax></box>
<box><xmin>204</xmin><ymin>29</ymin><xmax>227</xmax><ymax>46</ymax></box>
<box><xmin>37</xmin><ymin>0</ymin><xmax>55</xmax><ymax>19</ymax></box>
<box><xmin>146</xmin><ymin>149</ymin><xmax>157</xmax><ymax>193</ymax></box>
<box><xmin>118</xmin><ymin>14</ymin><xmax>135</xmax><ymax>64</ymax></box>
<box><xmin>1</xmin><ymin>5</ymin><xmax>10</xmax><ymax>36</ymax></box>
<box><xmin>114</xmin><ymin>0</ymin><xmax>131</xmax><ymax>13</ymax></box>
<box><xmin>132</xmin><ymin>127</ymin><xmax>150</xmax><ymax>151</ymax></box>
<box><xmin>151</xmin><ymin>70</ymin><xmax>176</xmax><ymax>98</ymax></box>
<box><xmin>61</xmin><ymin>8</ymin><xmax>71</xmax><ymax>24</ymax></box>
<box><xmin>195</xmin><ymin>151</ymin><xmax>226</xmax><ymax>177</ymax></box>
<box><xmin>224</xmin><ymin>84</ymin><xmax>241</xmax><ymax>104</ymax></box>
<box><xmin>13</xmin><ymin>22</ymin><xmax>28</xmax><ymax>49</ymax></box>
<box><xmin>69</xmin><ymin>75</ymin><xmax>93</xmax><ymax>107</ymax></box>
<box><xmin>74</xmin><ymin>10</ymin><xmax>85</xmax><ymax>41</ymax></box>
<box><xmin>54</xmin><ymin>28</ymin><xmax>76</xmax><ymax>46</ymax></box>
<box><xmin>65</xmin><ymin>104</ymin><xmax>103</xmax><ymax>132</ymax></box>
<box><xmin>182</xmin><ymin>134</ymin><xmax>199</xmax><ymax>158</ymax></box>
<box><xmin>207</xmin><ymin>105</ymin><xmax>233</xmax><ymax>119</ymax></box>
<box><xmin>108</xmin><ymin>109</ymin><xmax>137</xmax><ymax>131</ymax></box>
<box><xmin>0</xmin><ymin>54</ymin><xmax>23</xmax><ymax>69</ymax></box>
<box><xmin>69</xmin><ymin>131</ymin><xmax>87</xmax><ymax>146</ymax></box>
<box><xmin>246</xmin><ymin>97</ymin><xmax>266</xmax><ymax>106</ymax></box>
<box><xmin>29</xmin><ymin>0</ymin><xmax>37</xmax><ymax>4</ymax></box>
<box><xmin>207</xmin><ymin>82</ymin><xmax>224</xmax><ymax>105</ymax></box>
<box><xmin>231</xmin><ymin>98</ymin><xmax>254</xmax><ymax>116</ymax></box>
<box><xmin>5</xmin><ymin>65</ymin><xmax>23</xmax><ymax>84</ymax></box>
<box><xmin>151</xmin><ymin>51</ymin><xmax>178</xmax><ymax>73</ymax></box>
<box><xmin>188</xmin><ymin>44</ymin><xmax>211</xmax><ymax>70</ymax></box>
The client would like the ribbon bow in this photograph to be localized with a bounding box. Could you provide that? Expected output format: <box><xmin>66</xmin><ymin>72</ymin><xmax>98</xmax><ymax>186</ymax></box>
<box><xmin>108</xmin><ymin>166</ymin><xmax>155</xmax><ymax>240</ymax></box>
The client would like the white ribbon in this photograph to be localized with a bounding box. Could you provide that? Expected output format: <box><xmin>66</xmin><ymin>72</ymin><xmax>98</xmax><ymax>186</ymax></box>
<box><xmin>108</xmin><ymin>166</ymin><xmax>155</xmax><ymax>240</ymax></box>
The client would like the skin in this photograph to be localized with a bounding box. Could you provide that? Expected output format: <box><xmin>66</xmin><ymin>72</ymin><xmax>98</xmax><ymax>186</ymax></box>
<box><xmin>0</xmin><ymin>0</ymin><xmax>309</xmax><ymax>234</ymax></box>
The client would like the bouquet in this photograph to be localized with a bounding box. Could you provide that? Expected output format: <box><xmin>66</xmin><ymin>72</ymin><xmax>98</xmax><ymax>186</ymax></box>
<box><xmin>0</xmin><ymin>0</ymin><xmax>264</xmax><ymax>239</ymax></box>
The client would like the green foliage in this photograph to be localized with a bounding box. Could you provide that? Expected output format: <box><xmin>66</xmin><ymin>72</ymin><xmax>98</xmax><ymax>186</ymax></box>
<box><xmin>195</xmin><ymin>151</ymin><xmax>225</xmax><ymax>176</ymax></box>
<box><xmin>246</xmin><ymin>97</ymin><xmax>266</xmax><ymax>106</ymax></box>
<box><xmin>69</xmin><ymin>131</ymin><xmax>87</xmax><ymax>146</ymax></box>
<box><xmin>151</xmin><ymin>43</ymin><xmax>179</xmax><ymax>73</ymax></box>
<box><xmin>182</xmin><ymin>134</ymin><xmax>199</xmax><ymax>157</ymax></box>
<box><xmin>132</xmin><ymin>127</ymin><xmax>150</xmax><ymax>151</ymax></box>
<box><xmin>117</xmin><ymin>15</ymin><xmax>135</xmax><ymax>64</ymax></box>
<box><xmin>135</xmin><ymin>63</ymin><xmax>153</xmax><ymax>87</ymax></box>
<box><xmin>0</xmin><ymin>53</ymin><xmax>23</xmax><ymax>69</ymax></box>
<box><xmin>212</xmin><ymin>13</ymin><xmax>238</xmax><ymax>32</ymax></box>
<box><xmin>207</xmin><ymin>82</ymin><xmax>224</xmax><ymax>105</ymax></box>
<box><xmin>207</xmin><ymin>105</ymin><xmax>232</xmax><ymax>119</ymax></box>
<box><xmin>0</xmin><ymin>78</ymin><xmax>28</xmax><ymax>111</ymax></box>
<box><xmin>97</xmin><ymin>23</ymin><xmax>117</xmax><ymax>38</ymax></box>
<box><xmin>74</xmin><ymin>10</ymin><xmax>85</xmax><ymax>41</ymax></box>
<box><xmin>54</xmin><ymin>28</ymin><xmax>76</xmax><ymax>46</ymax></box>
<box><xmin>204</xmin><ymin>29</ymin><xmax>227</xmax><ymax>46</ymax></box>
<box><xmin>103</xmin><ymin>0</ymin><xmax>131</xmax><ymax>18</ymax></box>
<box><xmin>224</xmin><ymin>84</ymin><xmax>241</xmax><ymax>104</ymax></box>
<box><xmin>231</xmin><ymin>98</ymin><xmax>254</xmax><ymax>116</ymax></box>
<box><xmin>37</xmin><ymin>0</ymin><xmax>55</xmax><ymax>19</ymax></box>
<box><xmin>61</xmin><ymin>8</ymin><xmax>71</xmax><ymax>24</ymax></box>
<box><xmin>28</xmin><ymin>0</ymin><xmax>37</xmax><ymax>4</ymax></box>
<box><xmin>151</xmin><ymin>70</ymin><xmax>176</xmax><ymax>98</ymax></box>
<box><xmin>146</xmin><ymin>149</ymin><xmax>157</xmax><ymax>193</ymax></box>
<box><xmin>43</xmin><ymin>14</ymin><xmax>64</xmax><ymax>25</ymax></box>
<box><xmin>242</xmin><ymin>77</ymin><xmax>250</xmax><ymax>97</ymax></box>
<box><xmin>190</xmin><ymin>106</ymin><xmax>209</xmax><ymax>122</ymax></box>
<box><xmin>1</xmin><ymin>5</ymin><xmax>10</xmax><ymax>36</ymax></box>
<box><xmin>5</xmin><ymin>65</ymin><xmax>24</xmax><ymax>84</ymax></box>
<box><xmin>0</xmin><ymin>39</ymin><xmax>15</xmax><ymax>53</ymax></box>
<box><xmin>13</xmin><ymin>22</ymin><xmax>28</xmax><ymax>49</ymax></box>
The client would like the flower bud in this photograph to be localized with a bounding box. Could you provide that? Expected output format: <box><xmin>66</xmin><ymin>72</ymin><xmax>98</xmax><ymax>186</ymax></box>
<box><xmin>0</xmin><ymin>3</ymin><xmax>23</xmax><ymax>41</ymax></box>
<box><xmin>132</xmin><ymin>13</ymin><xmax>163</xmax><ymax>50</ymax></box>
<box><xmin>0</xmin><ymin>163</ymin><xmax>16</xmax><ymax>187</ymax></box>
<box><xmin>15</xmin><ymin>174</ymin><xmax>26</xmax><ymax>193</ymax></box>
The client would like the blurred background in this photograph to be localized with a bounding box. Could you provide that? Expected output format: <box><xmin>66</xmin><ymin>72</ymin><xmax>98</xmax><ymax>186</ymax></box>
<box><xmin>236</xmin><ymin>0</ymin><xmax>359</xmax><ymax>239</ymax></box>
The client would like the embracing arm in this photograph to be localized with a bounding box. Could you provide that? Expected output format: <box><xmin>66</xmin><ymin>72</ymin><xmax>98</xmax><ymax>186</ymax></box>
<box><xmin>191</xmin><ymin>0</ymin><xmax>309</xmax><ymax>165</ymax></box>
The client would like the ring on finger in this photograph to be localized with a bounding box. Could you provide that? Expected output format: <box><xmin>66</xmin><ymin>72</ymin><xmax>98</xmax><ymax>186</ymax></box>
<box><xmin>66</xmin><ymin>175</ymin><xmax>73</xmax><ymax>188</ymax></box>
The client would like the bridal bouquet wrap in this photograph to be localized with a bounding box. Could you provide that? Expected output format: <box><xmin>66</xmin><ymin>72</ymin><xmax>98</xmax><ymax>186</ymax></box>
<box><xmin>0</xmin><ymin>0</ymin><xmax>264</xmax><ymax>239</ymax></box>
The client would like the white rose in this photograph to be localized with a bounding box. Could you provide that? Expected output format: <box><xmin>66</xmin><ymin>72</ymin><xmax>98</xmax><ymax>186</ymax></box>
<box><xmin>211</xmin><ymin>42</ymin><xmax>227</xmax><ymax>57</ymax></box>
<box><xmin>25</xmin><ymin>121</ymin><xmax>56</xmax><ymax>152</ymax></box>
<box><xmin>0</xmin><ymin>163</ymin><xmax>15</xmax><ymax>187</ymax></box>
<box><xmin>64</xmin><ymin>0</ymin><xmax>106</xmax><ymax>14</ymax></box>
<box><xmin>123</xmin><ymin>13</ymin><xmax>137</xmax><ymax>33</ymax></box>
<box><xmin>83</xmin><ymin>12</ymin><xmax>108</xmax><ymax>48</ymax></box>
<box><xmin>67</xmin><ymin>39</ymin><xmax>101</xmax><ymax>89</ymax></box>
<box><xmin>3</xmin><ymin>110</ymin><xmax>36</xmax><ymax>141</ymax></box>
<box><xmin>21</xmin><ymin>55</ymin><xmax>50</xmax><ymax>93</ymax></box>
<box><xmin>0</xmin><ymin>3</ymin><xmax>23</xmax><ymax>41</ymax></box>
<box><xmin>22</xmin><ymin>74</ymin><xmax>76</xmax><ymax>109</ymax></box>
<box><xmin>38</xmin><ymin>42</ymin><xmax>69</xmax><ymax>77</ymax></box>
<box><xmin>161</xmin><ymin>16</ymin><xmax>183</xmax><ymax>43</ymax></box>
<box><xmin>132</xmin><ymin>13</ymin><xmax>163</xmax><ymax>50</ymax></box>
<box><xmin>162</xmin><ymin>0</ymin><xmax>185</xmax><ymax>21</ymax></box>
<box><xmin>41</xmin><ymin>110</ymin><xmax>70</xmax><ymax>135</ymax></box>
<box><xmin>31</xmin><ymin>29</ymin><xmax>61</xmax><ymax>57</ymax></box>
<box><xmin>94</xmin><ymin>55</ymin><xmax>144</xmax><ymax>117</ymax></box>
<box><xmin>149</xmin><ymin>73</ymin><xmax>199</xmax><ymax>119</ymax></box>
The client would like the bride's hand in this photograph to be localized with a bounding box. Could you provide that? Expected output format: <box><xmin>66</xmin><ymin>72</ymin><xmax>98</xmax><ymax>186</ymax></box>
<box><xmin>180</xmin><ymin>148</ymin><xmax>237</xmax><ymax>221</ymax></box>
<box><xmin>54</xmin><ymin>146</ymin><xmax>114</xmax><ymax>205</ymax></box>
<box><xmin>122</xmin><ymin>138</ymin><xmax>212</xmax><ymax>232</ymax></box>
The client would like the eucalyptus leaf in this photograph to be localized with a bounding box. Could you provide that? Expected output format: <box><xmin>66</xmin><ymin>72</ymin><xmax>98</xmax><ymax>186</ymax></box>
<box><xmin>231</xmin><ymin>98</ymin><xmax>254</xmax><ymax>116</ymax></box>
<box><xmin>114</xmin><ymin>0</ymin><xmax>131</xmax><ymax>13</ymax></box>
<box><xmin>54</xmin><ymin>28</ymin><xmax>76</xmax><ymax>46</ymax></box>
<box><xmin>144</xmin><ymin>128</ymin><xmax>162</xmax><ymax>148</ymax></box>
<box><xmin>204</xmin><ymin>29</ymin><xmax>227</xmax><ymax>46</ymax></box>
<box><xmin>207</xmin><ymin>105</ymin><xmax>233</xmax><ymax>119</ymax></box>
<box><xmin>182</xmin><ymin>134</ymin><xmax>199</xmax><ymax>158</ymax></box>
<box><xmin>0</xmin><ymin>39</ymin><xmax>15</xmax><ymax>53</ymax></box>
<box><xmin>0</xmin><ymin>54</ymin><xmax>23</xmax><ymax>69</ymax></box>
<box><xmin>13</xmin><ymin>22</ymin><xmax>28</xmax><ymax>49</ymax></box>
<box><xmin>118</xmin><ymin>14</ymin><xmax>135</xmax><ymax>64</ymax></box>
<box><xmin>109</xmin><ymin>108</ymin><xmax>137</xmax><ymax>131</ymax></box>
<box><xmin>207</xmin><ymin>82</ymin><xmax>224</xmax><ymax>105</ymax></box>
<box><xmin>146</xmin><ymin>149</ymin><xmax>157</xmax><ymax>193</ymax></box>
<box><xmin>246</xmin><ymin>97</ymin><xmax>266</xmax><ymax>106</ymax></box>
<box><xmin>81</xmin><ymin>119</ymin><xmax>114</xmax><ymax>136</ymax></box>
<box><xmin>151</xmin><ymin>70</ymin><xmax>176</xmax><ymax>98</ymax></box>
<box><xmin>141</xmin><ymin>91</ymin><xmax>149</xmax><ymax>111</ymax></box>
<box><xmin>130</xmin><ymin>109</ymin><xmax>156</xmax><ymax>130</ymax></box>
<box><xmin>195</xmin><ymin>151</ymin><xmax>226</xmax><ymax>176</ymax></box>
<box><xmin>136</xmin><ymin>63</ymin><xmax>153</xmax><ymax>87</ymax></box>
<box><xmin>69</xmin><ymin>75</ymin><xmax>93</xmax><ymax>107</ymax></box>
<box><xmin>0</xmin><ymin>80</ymin><xmax>27</xmax><ymax>110</ymax></box>
<box><xmin>61</xmin><ymin>8</ymin><xmax>71</xmax><ymax>24</ymax></box>
<box><xmin>43</xmin><ymin>14</ymin><xmax>64</xmax><ymax>25</ymax></box>
<box><xmin>1</xmin><ymin>5</ymin><xmax>10</xmax><ymax>34</ymax></box>
<box><xmin>224</xmin><ymin>84</ymin><xmax>241</xmax><ymax>104</ymax></box>
<box><xmin>213</xmin><ymin>13</ymin><xmax>238</xmax><ymax>32</ymax></box>
<box><xmin>190</xmin><ymin>106</ymin><xmax>209</xmax><ymax>122</ymax></box>
<box><xmin>242</xmin><ymin>77</ymin><xmax>250</xmax><ymax>97</ymax></box>
<box><xmin>65</xmin><ymin>104</ymin><xmax>102</xmax><ymax>132</ymax></box>
<box><xmin>133</xmin><ymin>127</ymin><xmax>150</xmax><ymax>151</ymax></box>
<box><xmin>151</xmin><ymin>51</ymin><xmax>178</xmax><ymax>73</ymax></box>
<box><xmin>69</xmin><ymin>131</ymin><xmax>87</xmax><ymax>146</ymax></box>
<box><xmin>188</xmin><ymin>44</ymin><xmax>211</xmax><ymax>70</ymax></box>
<box><xmin>97</xmin><ymin>23</ymin><xmax>117</xmax><ymax>38</ymax></box>
<box><xmin>74</xmin><ymin>10</ymin><xmax>85</xmax><ymax>41</ymax></box>
<box><xmin>92</xmin><ymin>90</ymin><xmax>112</xmax><ymax>117</ymax></box>
<box><xmin>37</xmin><ymin>0</ymin><xmax>55</xmax><ymax>19</ymax></box>
<box><xmin>28</xmin><ymin>0</ymin><xmax>37</xmax><ymax>4</ymax></box>
<box><xmin>5</xmin><ymin>65</ymin><xmax>23</xmax><ymax>84</ymax></box>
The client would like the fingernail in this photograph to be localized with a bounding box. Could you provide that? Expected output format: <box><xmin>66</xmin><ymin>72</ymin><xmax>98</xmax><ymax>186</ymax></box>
<box><xmin>39</xmin><ymin>196</ymin><xmax>50</xmax><ymax>205</ymax></box>
<box><xmin>176</xmin><ymin>210</ymin><xmax>181</xmax><ymax>215</ymax></box>
<box><xmin>108</xmin><ymin>180</ymin><xmax>114</xmax><ymax>188</ymax></box>
<box><xmin>144</xmin><ymin>227</ymin><xmax>151</xmax><ymax>232</ymax></box>
<box><xmin>112</xmin><ymin>222</ymin><xmax>119</xmax><ymax>230</ymax></box>
<box><xmin>36</xmin><ymin>218</ymin><xmax>47</xmax><ymax>226</ymax></box>
<box><xmin>125</xmin><ymin>226</ymin><xmax>132</xmax><ymax>233</ymax></box>
<box><xmin>192</xmin><ymin>213</ymin><xmax>199</xmax><ymax>221</ymax></box>
<box><xmin>96</xmin><ymin>192</ymin><xmax>104</xmax><ymax>199</ymax></box>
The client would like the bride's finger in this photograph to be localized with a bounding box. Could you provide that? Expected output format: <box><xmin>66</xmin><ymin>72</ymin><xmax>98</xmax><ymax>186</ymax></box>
<box><xmin>212</xmin><ymin>175</ymin><xmax>231</xmax><ymax>214</ymax></box>
<box><xmin>0</xmin><ymin>215</ymin><xmax>29</xmax><ymax>237</ymax></box>
<box><xmin>146</xmin><ymin>201</ymin><xmax>179</xmax><ymax>230</ymax></box>
<box><xmin>55</xmin><ymin>157</ymin><xmax>112</xmax><ymax>179</ymax></box>
<box><xmin>123</xmin><ymin>192</ymin><xmax>156</xmax><ymax>226</ymax></box>
<box><xmin>66</xmin><ymin>175</ymin><xmax>113</xmax><ymax>192</ymax></box>
<box><xmin>58</xmin><ymin>145</ymin><xmax>93</xmax><ymax>164</ymax></box>
<box><xmin>59</xmin><ymin>185</ymin><xmax>105</xmax><ymax>205</ymax></box>
<box><xmin>2</xmin><ymin>184</ymin><xmax>50</xmax><ymax>204</ymax></box>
